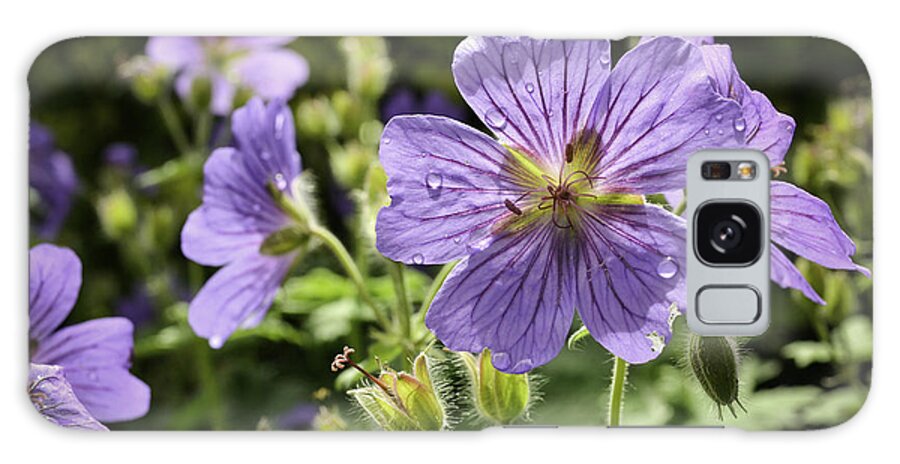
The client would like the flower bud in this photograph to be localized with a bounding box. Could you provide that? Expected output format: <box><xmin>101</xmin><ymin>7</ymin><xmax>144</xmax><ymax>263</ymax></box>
<box><xmin>686</xmin><ymin>335</ymin><xmax>746</xmax><ymax>419</ymax></box>
<box><xmin>460</xmin><ymin>349</ymin><xmax>531</xmax><ymax>425</ymax></box>
<box><xmin>188</xmin><ymin>76</ymin><xmax>213</xmax><ymax>113</ymax></box>
<box><xmin>295</xmin><ymin>96</ymin><xmax>341</xmax><ymax>140</ymax></box>
<box><xmin>338</xmin><ymin>348</ymin><xmax>445</xmax><ymax>431</ymax></box>
<box><xmin>118</xmin><ymin>56</ymin><xmax>169</xmax><ymax>104</ymax></box>
<box><xmin>97</xmin><ymin>188</ymin><xmax>137</xmax><ymax>239</ymax></box>
<box><xmin>339</xmin><ymin>37</ymin><xmax>392</xmax><ymax>101</ymax></box>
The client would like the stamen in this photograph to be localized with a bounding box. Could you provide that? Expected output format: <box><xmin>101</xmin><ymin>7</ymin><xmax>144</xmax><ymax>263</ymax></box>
<box><xmin>504</xmin><ymin>199</ymin><xmax>523</xmax><ymax>216</ymax></box>
<box><xmin>330</xmin><ymin>346</ymin><xmax>392</xmax><ymax>396</ymax></box>
<box><xmin>565</xmin><ymin>142</ymin><xmax>575</xmax><ymax>163</ymax></box>
<box><xmin>771</xmin><ymin>164</ymin><xmax>788</xmax><ymax>177</ymax></box>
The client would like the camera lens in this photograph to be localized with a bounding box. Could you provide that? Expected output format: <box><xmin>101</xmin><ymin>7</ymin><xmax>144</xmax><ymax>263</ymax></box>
<box><xmin>695</xmin><ymin>202</ymin><xmax>762</xmax><ymax>265</ymax></box>
<box><xmin>710</xmin><ymin>218</ymin><xmax>744</xmax><ymax>251</ymax></box>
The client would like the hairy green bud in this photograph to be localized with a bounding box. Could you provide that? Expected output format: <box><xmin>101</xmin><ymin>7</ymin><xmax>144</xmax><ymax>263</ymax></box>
<box><xmin>97</xmin><ymin>188</ymin><xmax>137</xmax><ymax>239</ymax></box>
<box><xmin>460</xmin><ymin>349</ymin><xmax>531</xmax><ymax>425</ymax></box>
<box><xmin>686</xmin><ymin>335</ymin><xmax>746</xmax><ymax>419</ymax></box>
<box><xmin>337</xmin><ymin>347</ymin><xmax>445</xmax><ymax>431</ymax></box>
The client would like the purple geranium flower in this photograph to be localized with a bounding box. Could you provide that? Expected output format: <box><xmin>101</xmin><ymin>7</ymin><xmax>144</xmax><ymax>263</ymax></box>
<box><xmin>376</xmin><ymin>36</ymin><xmax>743</xmax><ymax>372</ymax></box>
<box><xmin>29</xmin><ymin>363</ymin><xmax>108</xmax><ymax>431</ymax></box>
<box><xmin>29</xmin><ymin>244</ymin><xmax>150</xmax><ymax>426</ymax></box>
<box><xmin>147</xmin><ymin>37</ymin><xmax>309</xmax><ymax>115</ymax></box>
<box><xmin>693</xmin><ymin>39</ymin><xmax>870</xmax><ymax>303</ymax></box>
<box><xmin>181</xmin><ymin>97</ymin><xmax>302</xmax><ymax>347</ymax></box>
<box><xmin>381</xmin><ymin>88</ymin><xmax>466</xmax><ymax>121</ymax></box>
<box><xmin>29</xmin><ymin>122</ymin><xmax>78</xmax><ymax>239</ymax></box>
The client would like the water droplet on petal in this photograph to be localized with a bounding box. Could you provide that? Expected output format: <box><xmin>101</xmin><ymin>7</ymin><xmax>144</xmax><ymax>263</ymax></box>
<box><xmin>491</xmin><ymin>352</ymin><xmax>512</xmax><ymax>371</ymax></box>
<box><xmin>425</xmin><ymin>172</ymin><xmax>443</xmax><ymax>190</ymax></box>
<box><xmin>717</xmin><ymin>128</ymin><xmax>725</xmax><ymax>136</ymax></box>
<box><xmin>382</xmin><ymin>136</ymin><xmax>391</xmax><ymax>145</ymax></box>
<box><xmin>715</xmin><ymin>113</ymin><xmax>724</xmax><ymax>122</ymax></box>
<box><xmin>274</xmin><ymin>173</ymin><xmax>288</xmax><ymax>190</ymax></box>
<box><xmin>274</xmin><ymin>113</ymin><xmax>286</xmax><ymax>140</ymax></box>
<box><xmin>484</xmin><ymin>108</ymin><xmax>507</xmax><ymax>130</ymax></box>
<box><xmin>88</xmin><ymin>371</ymin><xmax>99</xmax><ymax>382</ymax></box>
<box><xmin>452</xmin><ymin>235</ymin><xmax>463</xmax><ymax>244</ymax></box>
<box><xmin>656</xmin><ymin>257</ymin><xmax>678</xmax><ymax>279</ymax></box>
<box><xmin>209</xmin><ymin>336</ymin><xmax>225</xmax><ymax>349</ymax></box>
<box><xmin>411</xmin><ymin>253</ymin><xmax>425</xmax><ymax>265</ymax></box>
<box><xmin>253</xmin><ymin>203</ymin><xmax>262</xmax><ymax>212</ymax></box>
<box><xmin>733</xmin><ymin>117</ymin><xmax>746</xmax><ymax>132</ymax></box>
<box><xmin>703</xmin><ymin>128</ymin><xmax>710</xmax><ymax>136</ymax></box>
<box><xmin>261</xmin><ymin>151</ymin><xmax>271</xmax><ymax>160</ymax></box>
<box><xmin>599</xmin><ymin>53</ymin><xmax>611</xmax><ymax>65</ymax></box>
<box><xmin>784</xmin><ymin>122</ymin><xmax>794</xmax><ymax>132</ymax></box>
<box><xmin>525</xmin><ymin>82</ymin><xmax>535</xmax><ymax>93</ymax></box>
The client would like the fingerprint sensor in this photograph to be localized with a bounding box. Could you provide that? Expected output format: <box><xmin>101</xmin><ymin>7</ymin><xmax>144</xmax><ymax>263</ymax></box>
<box><xmin>696</xmin><ymin>285</ymin><xmax>761</xmax><ymax>324</ymax></box>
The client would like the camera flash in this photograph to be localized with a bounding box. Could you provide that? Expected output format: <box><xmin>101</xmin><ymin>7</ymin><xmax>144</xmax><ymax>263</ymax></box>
<box><xmin>737</xmin><ymin>162</ymin><xmax>756</xmax><ymax>180</ymax></box>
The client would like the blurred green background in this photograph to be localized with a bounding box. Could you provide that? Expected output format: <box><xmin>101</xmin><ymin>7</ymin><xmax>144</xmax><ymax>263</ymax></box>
<box><xmin>28</xmin><ymin>37</ymin><xmax>872</xmax><ymax>430</ymax></box>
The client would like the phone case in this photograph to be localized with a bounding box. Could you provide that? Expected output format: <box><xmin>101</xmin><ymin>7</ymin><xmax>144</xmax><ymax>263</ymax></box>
<box><xmin>27</xmin><ymin>36</ymin><xmax>872</xmax><ymax>431</ymax></box>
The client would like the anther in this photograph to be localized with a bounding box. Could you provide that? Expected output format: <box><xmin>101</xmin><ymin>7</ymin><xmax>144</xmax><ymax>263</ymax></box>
<box><xmin>565</xmin><ymin>142</ymin><xmax>575</xmax><ymax>163</ymax></box>
<box><xmin>504</xmin><ymin>199</ymin><xmax>523</xmax><ymax>216</ymax></box>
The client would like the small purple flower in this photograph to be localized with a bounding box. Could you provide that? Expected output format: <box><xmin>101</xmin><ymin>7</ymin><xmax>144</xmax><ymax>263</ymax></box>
<box><xmin>377</xmin><ymin>37</ymin><xmax>743</xmax><ymax>372</ymax></box>
<box><xmin>29</xmin><ymin>122</ymin><xmax>78</xmax><ymax>239</ymax></box>
<box><xmin>104</xmin><ymin>143</ymin><xmax>139</xmax><ymax>170</ymax></box>
<box><xmin>29</xmin><ymin>244</ymin><xmax>150</xmax><ymax>425</ymax></box>
<box><xmin>695</xmin><ymin>40</ymin><xmax>870</xmax><ymax>303</ymax></box>
<box><xmin>29</xmin><ymin>363</ymin><xmax>108</xmax><ymax>431</ymax></box>
<box><xmin>181</xmin><ymin>98</ymin><xmax>302</xmax><ymax>347</ymax></box>
<box><xmin>381</xmin><ymin>89</ymin><xmax>466</xmax><ymax>121</ymax></box>
<box><xmin>147</xmin><ymin>37</ymin><xmax>309</xmax><ymax>115</ymax></box>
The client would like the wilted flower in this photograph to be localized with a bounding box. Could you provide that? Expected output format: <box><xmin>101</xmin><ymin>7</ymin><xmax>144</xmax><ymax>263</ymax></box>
<box><xmin>146</xmin><ymin>37</ymin><xmax>309</xmax><ymax>115</ymax></box>
<box><xmin>29</xmin><ymin>364</ymin><xmax>108</xmax><ymax>431</ymax></box>
<box><xmin>381</xmin><ymin>88</ymin><xmax>466</xmax><ymax>121</ymax></box>
<box><xmin>333</xmin><ymin>347</ymin><xmax>446</xmax><ymax>430</ymax></box>
<box><xmin>182</xmin><ymin>97</ymin><xmax>308</xmax><ymax>347</ymax></box>
<box><xmin>377</xmin><ymin>36</ymin><xmax>743</xmax><ymax>372</ymax></box>
<box><xmin>457</xmin><ymin>349</ymin><xmax>531</xmax><ymax>425</ymax></box>
<box><xmin>29</xmin><ymin>244</ymin><xmax>150</xmax><ymax>426</ymax></box>
<box><xmin>29</xmin><ymin>122</ymin><xmax>77</xmax><ymax>238</ymax></box>
<box><xmin>693</xmin><ymin>38</ymin><xmax>870</xmax><ymax>303</ymax></box>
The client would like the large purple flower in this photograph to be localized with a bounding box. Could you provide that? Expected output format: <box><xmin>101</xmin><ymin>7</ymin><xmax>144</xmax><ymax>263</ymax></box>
<box><xmin>147</xmin><ymin>37</ymin><xmax>309</xmax><ymax>115</ymax></box>
<box><xmin>29</xmin><ymin>364</ymin><xmax>108</xmax><ymax>431</ymax></box>
<box><xmin>695</xmin><ymin>39</ymin><xmax>870</xmax><ymax>303</ymax></box>
<box><xmin>29</xmin><ymin>122</ymin><xmax>78</xmax><ymax>239</ymax></box>
<box><xmin>182</xmin><ymin>98</ymin><xmax>302</xmax><ymax>347</ymax></box>
<box><xmin>29</xmin><ymin>244</ymin><xmax>150</xmax><ymax>426</ymax></box>
<box><xmin>376</xmin><ymin>36</ymin><xmax>743</xmax><ymax>372</ymax></box>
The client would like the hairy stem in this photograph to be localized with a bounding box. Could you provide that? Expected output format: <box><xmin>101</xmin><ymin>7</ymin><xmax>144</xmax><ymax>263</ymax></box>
<box><xmin>310</xmin><ymin>225</ymin><xmax>390</xmax><ymax>330</ymax></box>
<box><xmin>608</xmin><ymin>356</ymin><xmax>628</xmax><ymax>427</ymax></box>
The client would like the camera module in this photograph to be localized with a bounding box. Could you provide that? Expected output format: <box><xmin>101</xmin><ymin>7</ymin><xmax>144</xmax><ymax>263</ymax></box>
<box><xmin>694</xmin><ymin>201</ymin><xmax>762</xmax><ymax>265</ymax></box>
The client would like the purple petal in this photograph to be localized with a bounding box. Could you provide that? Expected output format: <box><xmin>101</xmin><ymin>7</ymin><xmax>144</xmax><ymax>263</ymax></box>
<box><xmin>453</xmin><ymin>37</ymin><xmax>612</xmax><ymax>168</ymax></box>
<box><xmin>771</xmin><ymin>181</ymin><xmax>869</xmax><ymax>276</ymax></box>
<box><xmin>771</xmin><ymin>245</ymin><xmax>826</xmax><ymax>305</ymax></box>
<box><xmin>174</xmin><ymin>67</ymin><xmax>236</xmax><ymax>116</ymax></box>
<box><xmin>585</xmin><ymin>37</ymin><xmax>744</xmax><ymax>194</ymax></box>
<box><xmin>188</xmin><ymin>253</ymin><xmax>295</xmax><ymax>347</ymax></box>
<box><xmin>29</xmin><ymin>364</ymin><xmax>108</xmax><ymax>431</ymax></box>
<box><xmin>376</xmin><ymin>115</ymin><xmax>531</xmax><ymax>265</ymax></box>
<box><xmin>29</xmin><ymin>244</ymin><xmax>82</xmax><ymax>342</ymax></box>
<box><xmin>574</xmin><ymin>204</ymin><xmax>685</xmax><ymax>364</ymax></box>
<box><xmin>146</xmin><ymin>36</ymin><xmax>203</xmax><ymax>69</ymax></box>
<box><xmin>700</xmin><ymin>45</ymin><xmax>795</xmax><ymax>165</ymax></box>
<box><xmin>425</xmin><ymin>222</ymin><xmax>576</xmax><ymax>373</ymax></box>
<box><xmin>31</xmin><ymin>318</ymin><xmax>151</xmax><ymax>423</ymax></box>
<box><xmin>233</xmin><ymin>49</ymin><xmax>309</xmax><ymax>101</ymax></box>
<box><xmin>639</xmin><ymin>36</ymin><xmax>714</xmax><ymax>47</ymax></box>
<box><xmin>227</xmin><ymin>37</ymin><xmax>295</xmax><ymax>50</ymax></box>
<box><xmin>182</xmin><ymin>99</ymin><xmax>300</xmax><ymax>267</ymax></box>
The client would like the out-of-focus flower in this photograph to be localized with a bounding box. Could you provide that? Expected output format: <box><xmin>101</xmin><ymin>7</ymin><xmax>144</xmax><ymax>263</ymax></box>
<box><xmin>115</xmin><ymin>285</ymin><xmax>155</xmax><ymax>329</ymax></box>
<box><xmin>146</xmin><ymin>37</ymin><xmax>309</xmax><ymax>115</ymax></box>
<box><xmin>689</xmin><ymin>38</ymin><xmax>870</xmax><ymax>303</ymax></box>
<box><xmin>381</xmin><ymin>88</ymin><xmax>466</xmax><ymax>121</ymax></box>
<box><xmin>104</xmin><ymin>143</ymin><xmax>139</xmax><ymax>171</ymax></box>
<box><xmin>377</xmin><ymin>36</ymin><xmax>742</xmax><ymax>372</ymax></box>
<box><xmin>182</xmin><ymin>98</ymin><xmax>309</xmax><ymax>347</ymax></box>
<box><xmin>29</xmin><ymin>363</ymin><xmax>108</xmax><ymax>431</ymax></box>
<box><xmin>29</xmin><ymin>122</ymin><xmax>78</xmax><ymax>238</ymax></box>
<box><xmin>276</xmin><ymin>403</ymin><xmax>318</xmax><ymax>430</ymax></box>
<box><xmin>29</xmin><ymin>244</ymin><xmax>150</xmax><ymax>426</ymax></box>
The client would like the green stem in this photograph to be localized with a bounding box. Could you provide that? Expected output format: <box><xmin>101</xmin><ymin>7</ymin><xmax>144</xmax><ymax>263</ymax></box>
<box><xmin>608</xmin><ymin>356</ymin><xmax>628</xmax><ymax>427</ymax></box>
<box><xmin>388</xmin><ymin>261</ymin><xmax>412</xmax><ymax>338</ymax></box>
<box><xmin>309</xmin><ymin>225</ymin><xmax>390</xmax><ymax>329</ymax></box>
<box><xmin>419</xmin><ymin>262</ymin><xmax>457</xmax><ymax>315</ymax></box>
<box><xmin>194</xmin><ymin>111</ymin><xmax>213</xmax><ymax>154</ymax></box>
<box><xmin>194</xmin><ymin>338</ymin><xmax>226</xmax><ymax>429</ymax></box>
<box><xmin>157</xmin><ymin>96</ymin><xmax>191</xmax><ymax>155</ymax></box>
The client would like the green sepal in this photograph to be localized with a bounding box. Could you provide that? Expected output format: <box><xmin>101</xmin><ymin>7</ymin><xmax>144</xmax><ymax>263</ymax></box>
<box><xmin>259</xmin><ymin>226</ymin><xmax>308</xmax><ymax>256</ymax></box>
